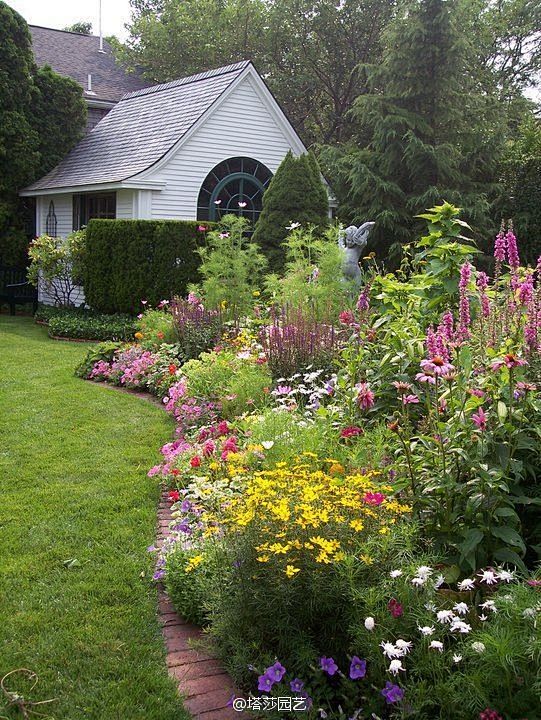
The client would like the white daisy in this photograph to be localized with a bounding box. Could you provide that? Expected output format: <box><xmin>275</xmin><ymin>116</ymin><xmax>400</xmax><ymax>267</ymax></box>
<box><xmin>436</xmin><ymin>610</ymin><xmax>455</xmax><ymax>624</ymax></box>
<box><xmin>364</xmin><ymin>616</ymin><xmax>375</xmax><ymax>631</ymax></box>
<box><xmin>390</xmin><ymin>569</ymin><xmax>403</xmax><ymax>578</ymax></box>
<box><xmin>429</xmin><ymin>640</ymin><xmax>444</xmax><ymax>652</ymax></box>
<box><xmin>450</xmin><ymin>619</ymin><xmax>471</xmax><ymax>634</ymax></box>
<box><xmin>479</xmin><ymin>600</ymin><xmax>497</xmax><ymax>613</ymax></box>
<box><xmin>433</xmin><ymin>574</ymin><xmax>445</xmax><ymax>589</ymax></box>
<box><xmin>479</xmin><ymin>569</ymin><xmax>498</xmax><ymax>585</ymax></box>
<box><xmin>457</xmin><ymin>578</ymin><xmax>475</xmax><ymax>591</ymax></box>
<box><xmin>453</xmin><ymin>654</ymin><xmax>463</xmax><ymax>663</ymax></box>
<box><xmin>380</xmin><ymin>641</ymin><xmax>401</xmax><ymax>659</ymax></box>
<box><xmin>416</xmin><ymin>565</ymin><xmax>433</xmax><ymax>579</ymax></box>
<box><xmin>453</xmin><ymin>602</ymin><xmax>469</xmax><ymax>616</ymax></box>
<box><xmin>418</xmin><ymin>625</ymin><xmax>435</xmax><ymax>636</ymax></box>
<box><xmin>411</xmin><ymin>576</ymin><xmax>426</xmax><ymax>587</ymax></box>
<box><xmin>395</xmin><ymin>639</ymin><xmax>412</xmax><ymax>655</ymax></box>
<box><xmin>388</xmin><ymin>659</ymin><xmax>405</xmax><ymax>675</ymax></box>
<box><xmin>497</xmin><ymin>569</ymin><xmax>515</xmax><ymax>583</ymax></box>
<box><xmin>472</xmin><ymin>641</ymin><xmax>486</xmax><ymax>653</ymax></box>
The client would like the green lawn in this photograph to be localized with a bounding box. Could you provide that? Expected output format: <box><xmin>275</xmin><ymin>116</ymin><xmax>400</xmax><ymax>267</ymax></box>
<box><xmin>0</xmin><ymin>317</ymin><xmax>188</xmax><ymax>720</ymax></box>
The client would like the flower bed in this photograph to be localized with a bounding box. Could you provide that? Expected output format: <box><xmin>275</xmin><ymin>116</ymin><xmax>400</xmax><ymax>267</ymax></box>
<box><xmin>77</xmin><ymin>208</ymin><xmax>541</xmax><ymax>719</ymax></box>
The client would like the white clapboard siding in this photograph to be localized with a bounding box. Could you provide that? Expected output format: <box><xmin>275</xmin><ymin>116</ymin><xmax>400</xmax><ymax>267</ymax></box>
<box><xmin>149</xmin><ymin>75</ymin><xmax>295</xmax><ymax>220</ymax></box>
<box><xmin>39</xmin><ymin>193</ymin><xmax>73</xmax><ymax>237</ymax></box>
<box><xmin>116</xmin><ymin>189</ymin><xmax>134</xmax><ymax>219</ymax></box>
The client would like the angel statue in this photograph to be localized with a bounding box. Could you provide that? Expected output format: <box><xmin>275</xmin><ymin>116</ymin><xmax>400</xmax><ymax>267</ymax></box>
<box><xmin>338</xmin><ymin>222</ymin><xmax>375</xmax><ymax>288</ymax></box>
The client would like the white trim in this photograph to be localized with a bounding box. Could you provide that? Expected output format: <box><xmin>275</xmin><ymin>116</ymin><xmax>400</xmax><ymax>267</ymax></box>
<box><xmin>131</xmin><ymin>63</ymin><xmax>307</xmax><ymax>183</ymax></box>
<box><xmin>20</xmin><ymin>179</ymin><xmax>166</xmax><ymax>197</ymax></box>
<box><xmin>133</xmin><ymin>189</ymin><xmax>152</xmax><ymax>219</ymax></box>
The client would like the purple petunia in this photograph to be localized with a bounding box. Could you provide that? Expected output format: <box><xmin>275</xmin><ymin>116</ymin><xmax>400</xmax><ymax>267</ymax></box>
<box><xmin>320</xmin><ymin>656</ymin><xmax>338</xmax><ymax>676</ymax></box>
<box><xmin>290</xmin><ymin>678</ymin><xmax>304</xmax><ymax>693</ymax></box>
<box><xmin>381</xmin><ymin>681</ymin><xmax>404</xmax><ymax>704</ymax></box>
<box><xmin>152</xmin><ymin>569</ymin><xmax>165</xmax><ymax>581</ymax></box>
<box><xmin>265</xmin><ymin>661</ymin><xmax>286</xmax><ymax>683</ymax></box>
<box><xmin>349</xmin><ymin>656</ymin><xmax>367</xmax><ymax>680</ymax></box>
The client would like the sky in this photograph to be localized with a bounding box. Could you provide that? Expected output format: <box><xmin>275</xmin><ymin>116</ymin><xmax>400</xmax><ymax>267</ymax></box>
<box><xmin>7</xmin><ymin>0</ymin><xmax>132</xmax><ymax>40</ymax></box>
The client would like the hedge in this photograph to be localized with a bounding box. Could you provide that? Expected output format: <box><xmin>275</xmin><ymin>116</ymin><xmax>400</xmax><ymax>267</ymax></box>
<box><xmin>83</xmin><ymin>219</ymin><xmax>215</xmax><ymax>313</ymax></box>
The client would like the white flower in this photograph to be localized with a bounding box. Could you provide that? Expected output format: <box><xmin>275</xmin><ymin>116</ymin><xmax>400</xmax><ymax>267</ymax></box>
<box><xmin>433</xmin><ymin>574</ymin><xmax>445</xmax><ymax>589</ymax></box>
<box><xmin>214</xmin><ymin>199</ymin><xmax>222</xmax><ymax>205</ymax></box>
<box><xmin>390</xmin><ymin>570</ymin><xmax>403</xmax><ymax>578</ymax></box>
<box><xmin>436</xmin><ymin>610</ymin><xmax>455</xmax><ymax>624</ymax></box>
<box><xmin>425</xmin><ymin>602</ymin><xmax>437</xmax><ymax>612</ymax></box>
<box><xmin>238</xmin><ymin>201</ymin><xmax>247</xmax><ymax>208</ymax></box>
<box><xmin>429</xmin><ymin>640</ymin><xmax>444</xmax><ymax>652</ymax></box>
<box><xmin>388</xmin><ymin>659</ymin><xmax>405</xmax><ymax>675</ymax></box>
<box><xmin>479</xmin><ymin>600</ymin><xmax>497</xmax><ymax>613</ymax></box>
<box><xmin>479</xmin><ymin>614</ymin><xmax>488</xmax><ymax>621</ymax></box>
<box><xmin>416</xmin><ymin>565</ymin><xmax>433</xmax><ymax>580</ymax></box>
<box><xmin>285</xmin><ymin>222</ymin><xmax>301</xmax><ymax>230</ymax></box>
<box><xmin>261</xmin><ymin>441</ymin><xmax>274</xmax><ymax>450</ymax></box>
<box><xmin>497</xmin><ymin>569</ymin><xmax>515</xmax><ymax>583</ymax></box>
<box><xmin>380</xmin><ymin>641</ymin><xmax>401</xmax><ymax>659</ymax></box>
<box><xmin>453</xmin><ymin>654</ymin><xmax>463</xmax><ymax>664</ymax></box>
<box><xmin>418</xmin><ymin>625</ymin><xmax>435</xmax><ymax>636</ymax></box>
<box><xmin>364</xmin><ymin>616</ymin><xmax>375</xmax><ymax>631</ymax></box>
<box><xmin>395</xmin><ymin>639</ymin><xmax>412</xmax><ymax>655</ymax></box>
<box><xmin>472</xmin><ymin>641</ymin><xmax>486</xmax><ymax>653</ymax></box>
<box><xmin>450</xmin><ymin>619</ymin><xmax>471</xmax><ymax>634</ymax></box>
<box><xmin>479</xmin><ymin>569</ymin><xmax>498</xmax><ymax>585</ymax></box>
<box><xmin>522</xmin><ymin>608</ymin><xmax>536</xmax><ymax>619</ymax></box>
<box><xmin>411</xmin><ymin>576</ymin><xmax>426</xmax><ymax>587</ymax></box>
<box><xmin>457</xmin><ymin>578</ymin><xmax>475</xmax><ymax>591</ymax></box>
<box><xmin>453</xmin><ymin>602</ymin><xmax>469</xmax><ymax>616</ymax></box>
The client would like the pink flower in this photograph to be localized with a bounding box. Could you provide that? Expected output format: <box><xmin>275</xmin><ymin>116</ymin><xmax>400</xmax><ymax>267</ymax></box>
<box><xmin>388</xmin><ymin>598</ymin><xmax>403</xmax><ymax>618</ymax></box>
<box><xmin>471</xmin><ymin>406</ymin><xmax>487</xmax><ymax>431</ymax></box>
<box><xmin>491</xmin><ymin>353</ymin><xmax>528</xmax><ymax>370</ymax></box>
<box><xmin>339</xmin><ymin>310</ymin><xmax>356</xmax><ymax>326</ymax></box>
<box><xmin>356</xmin><ymin>286</ymin><xmax>371</xmax><ymax>312</ymax></box>
<box><xmin>518</xmin><ymin>275</ymin><xmax>534</xmax><ymax>305</ymax></box>
<box><xmin>355</xmin><ymin>382</ymin><xmax>375</xmax><ymax>410</ymax></box>
<box><xmin>363</xmin><ymin>491</ymin><xmax>385</xmax><ymax>506</ymax></box>
<box><xmin>420</xmin><ymin>356</ymin><xmax>455</xmax><ymax>377</ymax></box>
<box><xmin>494</xmin><ymin>225</ymin><xmax>506</xmax><ymax>262</ymax></box>
<box><xmin>457</xmin><ymin>262</ymin><xmax>472</xmax><ymax>340</ymax></box>
<box><xmin>190</xmin><ymin>456</ymin><xmax>202</xmax><ymax>468</ymax></box>
<box><xmin>203</xmin><ymin>440</ymin><xmax>216</xmax><ymax>456</ymax></box>
<box><xmin>402</xmin><ymin>394</ymin><xmax>419</xmax><ymax>405</ymax></box>
<box><xmin>477</xmin><ymin>272</ymin><xmax>491</xmax><ymax>318</ymax></box>
<box><xmin>197</xmin><ymin>225</ymin><xmax>207</xmax><ymax>232</ymax></box>
<box><xmin>340</xmin><ymin>425</ymin><xmax>363</xmax><ymax>438</ymax></box>
<box><xmin>506</xmin><ymin>227</ymin><xmax>520</xmax><ymax>269</ymax></box>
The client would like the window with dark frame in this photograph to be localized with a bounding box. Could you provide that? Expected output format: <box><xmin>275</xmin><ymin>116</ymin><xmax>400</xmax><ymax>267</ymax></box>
<box><xmin>73</xmin><ymin>192</ymin><xmax>116</xmax><ymax>230</ymax></box>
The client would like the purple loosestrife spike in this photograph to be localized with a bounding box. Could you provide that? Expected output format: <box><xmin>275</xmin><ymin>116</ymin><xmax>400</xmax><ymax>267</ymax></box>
<box><xmin>506</xmin><ymin>224</ymin><xmax>520</xmax><ymax>269</ymax></box>
<box><xmin>457</xmin><ymin>262</ymin><xmax>472</xmax><ymax>340</ymax></box>
<box><xmin>494</xmin><ymin>224</ymin><xmax>507</xmax><ymax>262</ymax></box>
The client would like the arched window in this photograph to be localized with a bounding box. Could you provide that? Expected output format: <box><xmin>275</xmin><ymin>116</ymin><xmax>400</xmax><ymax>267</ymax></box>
<box><xmin>197</xmin><ymin>157</ymin><xmax>273</xmax><ymax>225</ymax></box>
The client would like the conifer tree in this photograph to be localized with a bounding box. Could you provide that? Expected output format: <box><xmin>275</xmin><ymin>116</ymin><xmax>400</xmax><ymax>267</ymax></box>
<box><xmin>252</xmin><ymin>151</ymin><xmax>329</xmax><ymax>271</ymax></box>
<box><xmin>322</xmin><ymin>0</ymin><xmax>500</xmax><ymax>253</ymax></box>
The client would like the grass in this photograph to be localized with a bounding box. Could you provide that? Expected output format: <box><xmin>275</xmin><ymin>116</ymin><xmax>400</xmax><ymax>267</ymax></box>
<box><xmin>0</xmin><ymin>317</ymin><xmax>189</xmax><ymax>720</ymax></box>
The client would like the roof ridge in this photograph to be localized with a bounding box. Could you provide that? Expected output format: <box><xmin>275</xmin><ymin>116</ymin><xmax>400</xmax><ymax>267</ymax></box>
<box><xmin>121</xmin><ymin>60</ymin><xmax>251</xmax><ymax>101</ymax></box>
<box><xmin>29</xmin><ymin>24</ymin><xmax>102</xmax><ymax>39</ymax></box>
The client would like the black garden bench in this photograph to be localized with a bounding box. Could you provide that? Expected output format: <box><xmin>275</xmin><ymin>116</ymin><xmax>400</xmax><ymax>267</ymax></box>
<box><xmin>0</xmin><ymin>266</ymin><xmax>38</xmax><ymax>315</ymax></box>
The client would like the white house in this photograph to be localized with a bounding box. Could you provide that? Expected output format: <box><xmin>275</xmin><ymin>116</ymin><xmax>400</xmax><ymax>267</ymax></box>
<box><xmin>21</xmin><ymin>61</ymin><xmax>308</xmax><ymax>242</ymax></box>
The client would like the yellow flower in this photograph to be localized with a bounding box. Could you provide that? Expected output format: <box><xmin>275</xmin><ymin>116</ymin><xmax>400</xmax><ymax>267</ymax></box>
<box><xmin>185</xmin><ymin>554</ymin><xmax>203</xmax><ymax>573</ymax></box>
<box><xmin>379</xmin><ymin>526</ymin><xmax>390</xmax><ymax>535</ymax></box>
<box><xmin>257</xmin><ymin>555</ymin><xmax>270</xmax><ymax>563</ymax></box>
<box><xmin>285</xmin><ymin>565</ymin><xmax>300</xmax><ymax>578</ymax></box>
<box><xmin>329</xmin><ymin>463</ymin><xmax>345</xmax><ymax>476</ymax></box>
<box><xmin>134</xmin><ymin>331</ymin><xmax>144</xmax><ymax>340</ymax></box>
<box><xmin>252</xmin><ymin>290</ymin><xmax>261</xmax><ymax>297</ymax></box>
<box><xmin>349</xmin><ymin>519</ymin><xmax>364</xmax><ymax>532</ymax></box>
<box><xmin>360</xmin><ymin>554</ymin><xmax>373</xmax><ymax>565</ymax></box>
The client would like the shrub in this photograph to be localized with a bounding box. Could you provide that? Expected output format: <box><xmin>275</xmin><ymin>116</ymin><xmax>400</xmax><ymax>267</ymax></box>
<box><xmin>82</xmin><ymin>219</ymin><xmax>215</xmax><ymax>313</ymax></box>
<box><xmin>194</xmin><ymin>215</ymin><xmax>267</xmax><ymax>318</ymax></box>
<box><xmin>252</xmin><ymin>151</ymin><xmax>329</xmax><ymax>272</ymax></box>
<box><xmin>27</xmin><ymin>230</ymin><xmax>86</xmax><ymax>306</ymax></box>
<box><xmin>74</xmin><ymin>341</ymin><xmax>123</xmax><ymax>379</ymax></box>
<box><xmin>47</xmin><ymin>310</ymin><xmax>136</xmax><ymax>341</ymax></box>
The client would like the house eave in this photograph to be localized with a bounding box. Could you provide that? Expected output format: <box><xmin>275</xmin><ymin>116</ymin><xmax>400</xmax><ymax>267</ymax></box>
<box><xmin>85</xmin><ymin>97</ymin><xmax>117</xmax><ymax>110</ymax></box>
<box><xmin>20</xmin><ymin>179</ymin><xmax>166</xmax><ymax>197</ymax></box>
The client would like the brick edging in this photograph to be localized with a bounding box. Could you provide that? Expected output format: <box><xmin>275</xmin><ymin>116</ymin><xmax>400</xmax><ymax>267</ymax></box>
<box><xmin>157</xmin><ymin>494</ymin><xmax>240</xmax><ymax>719</ymax></box>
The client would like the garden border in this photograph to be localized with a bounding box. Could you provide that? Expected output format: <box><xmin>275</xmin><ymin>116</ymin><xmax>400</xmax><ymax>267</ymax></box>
<box><xmin>89</xmin><ymin>380</ymin><xmax>240</xmax><ymax>719</ymax></box>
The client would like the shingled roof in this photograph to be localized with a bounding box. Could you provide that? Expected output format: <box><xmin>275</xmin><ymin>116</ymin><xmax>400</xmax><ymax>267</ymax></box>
<box><xmin>29</xmin><ymin>25</ymin><xmax>148</xmax><ymax>103</ymax></box>
<box><xmin>23</xmin><ymin>61</ymin><xmax>251</xmax><ymax>193</ymax></box>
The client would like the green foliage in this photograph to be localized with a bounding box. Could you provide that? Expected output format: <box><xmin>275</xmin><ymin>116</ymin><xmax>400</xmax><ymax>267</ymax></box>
<box><xmin>48</xmin><ymin>311</ymin><xmax>137</xmax><ymax>342</ymax></box>
<box><xmin>83</xmin><ymin>219</ymin><xmax>214</xmax><ymax>313</ymax></box>
<box><xmin>195</xmin><ymin>215</ymin><xmax>267</xmax><ymax>317</ymax></box>
<box><xmin>264</xmin><ymin>224</ymin><xmax>352</xmax><ymax>320</ymax></box>
<box><xmin>27</xmin><ymin>231</ymin><xmax>87</xmax><ymax>306</ymax></box>
<box><xmin>181</xmin><ymin>350</ymin><xmax>271</xmax><ymax>419</ymax></box>
<box><xmin>64</xmin><ymin>21</ymin><xmax>93</xmax><ymax>34</ymax></box>
<box><xmin>136</xmin><ymin>308</ymin><xmax>178</xmax><ymax>349</ymax></box>
<box><xmin>252</xmin><ymin>152</ymin><xmax>329</xmax><ymax>272</ymax></box>
<box><xmin>74</xmin><ymin>340</ymin><xmax>124</xmax><ymax>378</ymax></box>
<box><xmin>164</xmin><ymin>547</ymin><xmax>215</xmax><ymax>626</ymax></box>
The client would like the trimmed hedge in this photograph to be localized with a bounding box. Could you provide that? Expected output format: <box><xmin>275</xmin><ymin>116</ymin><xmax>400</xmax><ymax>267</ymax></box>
<box><xmin>35</xmin><ymin>304</ymin><xmax>136</xmax><ymax>341</ymax></box>
<box><xmin>83</xmin><ymin>219</ymin><xmax>215</xmax><ymax>313</ymax></box>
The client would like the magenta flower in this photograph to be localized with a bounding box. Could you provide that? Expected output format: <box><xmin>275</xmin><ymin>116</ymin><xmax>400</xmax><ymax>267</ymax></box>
<box><xmin>438</xmin><ymin>310</ymin><xmax>455</xmax><ymax>341</ymax></box>
<box><xmin>363</xmin><ymin>491</ymin><xmax>385</xmax><ymax>506</ymax></box>
<box><xmin>420</xmin><ymin>357</ymin><xmax>455</xmax><ymax>377</ymax></box>
<box><xmin>457</xmin><ymin>262</ymin><xmax>472</xmax><ymax>339</ymax></box>
<box><xmin>349</xmin><ymin>656</ymin><xmax>367</xmax><ymax>679</ymax></box>
<box><xmin>477</xmin><ymin>272</ymin><xmax>491</xmax><ymax>318</ymax></box>
<box><xmin>355</xmin><ymin>382</ymin><xmax>375</xmax><ymax>410</ymax></box>
<box><xmin>471</xmin><ymin>406</ymin><xmax>487</xmax><ymax>431</ymax></box>
<box><xmin>518</xmin><ymin>275</ymin><xmax>534</xmax><ymax>305</ymax></box>
<box><xmin>506</xmin><ymin>227</ymin><xmax>520</xmax><ymax>269</ymax></box>
<box><xmin>387</xmin><ymin>597</ymin><xmax>403</xmax><ymax>618</ymax></box>
<box><xmin>320</xmin><ymin>656</ymin><xmax>338</xmax><ymax>675</ymax></box>
<box><xmin>491</xmin><ymin>353</ymin><xmax>528</xmax><ymax>370</ymax></box>
<box><xmin>341</xmin><ymin>425</ymin><xmax>363</xmax><ymax>438</ymax></box>
<box><xmin>402</xmin><ymin>394</ymin><xmax>419</xmax><ymax>405</ymax></box>
<box><xmin>494</xmin><ymin>226</ymin><xmax>506</xmax><ymax>262</ymax></box>
<box><xmin>356</xmin><ymin>285</ymin><xmax>371</xmax><ymax>312</ymax></box>
<box><xmin>339</xmin><ymin>310</ymin><xmax>356</xmax><ymax>326</ymax></box>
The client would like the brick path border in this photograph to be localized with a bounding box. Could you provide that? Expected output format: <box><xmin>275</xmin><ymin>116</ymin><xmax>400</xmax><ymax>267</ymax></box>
<box><xmin>157</xmin><ymin>489</ymin><xmax>240</xmax><ymax>719</ymax></box>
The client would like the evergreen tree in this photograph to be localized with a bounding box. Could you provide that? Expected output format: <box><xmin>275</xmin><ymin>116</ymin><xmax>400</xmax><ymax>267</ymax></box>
<box><xmin>252</xmin><ymin>151</ymin><xmax>329</xmax><ymax>271</ymax></box>
<box><xmin>0</xmin><ymin>2</ymin><xmax>86</xmax><ymax>265</ymax></box>
<box><xmin>321</xmin><ymin>0</ymin><xmax>501</xmax><ymax>254</ymax></box>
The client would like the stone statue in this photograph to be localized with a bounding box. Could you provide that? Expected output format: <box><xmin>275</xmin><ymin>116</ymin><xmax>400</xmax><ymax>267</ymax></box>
<box><xmin>338</xmin><ymin>222</ymin><xmax>375</xmax><ymax>288</ymax></box>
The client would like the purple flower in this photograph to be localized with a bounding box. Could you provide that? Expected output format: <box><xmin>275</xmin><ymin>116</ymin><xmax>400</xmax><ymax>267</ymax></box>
<box><xmin>257</xmin><ymin>673</ymin><xmax>274</xmax><ymax>692</ymax></box>
<box><xmin>506</xmin><ymin>227</ymin><xmax>520</xmax><ymax>269</ymax></box>
<box><xmin>153</xmin><ymin>569</ymin><xmax>165</xmax><ymax>581</ymax></box>
<box><xmin>147</xmin><ymin>545</ymin><xmax>157</xmax><ymax>552</ymax></box>
<box><xmin>458</xmin><ymin>262</ymin><xmax>472</xmax><ymax>340</ymax></box>
<box><xmin>494</xmin><ymin>226</ymin><xmax>506</xmax><ymax>262</ymax></box>
<box><xmin>290</xmin><ymin>678</ymin><xmax>304</xmax><ymax>692</ymax></box>
<box><xmin>349</xmin><ymin>656</ymin><xmax>366</xmax><ymax>680</ymax></box>
<box><xmin>320</xmin><ymin>656</ymin><xmax>338</xmax><ymax>676</ymax></box>
<box><xmin>180</xmin><ymin>499</ymin><xmax>192</xmax><ymax>513</ymax></box>
<box><xmin>265</xmin><ymin>662</ymin><xmax>286</xmax><ymax>683</ymax></box>
<box><xmin>381</xmin><ymin>681</ymin><xmax>405</xmax><ymax>704</ymax></box>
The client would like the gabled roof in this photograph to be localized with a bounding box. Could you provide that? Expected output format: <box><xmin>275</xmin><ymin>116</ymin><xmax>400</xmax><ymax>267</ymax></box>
<box><xmin>23</xmin><ymin>62</ymin><xmax>253</xmax><ymax>193</ymax></box>
<box><xmin>29</xmin><ymin>25</ymin><xmax>148</xmax><ymax>104</ymax></box>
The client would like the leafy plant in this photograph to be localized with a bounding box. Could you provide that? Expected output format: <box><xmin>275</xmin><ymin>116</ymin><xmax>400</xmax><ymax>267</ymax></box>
<box><xmin>27</xmin><ymin>231</ymin><xmax>87</xmax><ymax>307</ymax></box>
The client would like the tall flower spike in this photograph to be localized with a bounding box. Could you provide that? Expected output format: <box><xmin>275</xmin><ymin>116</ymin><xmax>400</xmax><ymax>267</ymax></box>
<box><xmin>505</xmin><ymin>221</ymin><xmax>520</xmax><ymax>270</ymax></box>
<box><xmin>457</xmin><ymin>262</ymin><xmax>472</xmax><ymax>340</ymax></box>
<box><xmin>476</xmin><ymin>272</ymin><xmax>490</xmax><ymax>318</ymax></box>
<box><xmin>494</xmin><ymin>222</ymin><xmax>507</xmax><ymax>263</ymax></box>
